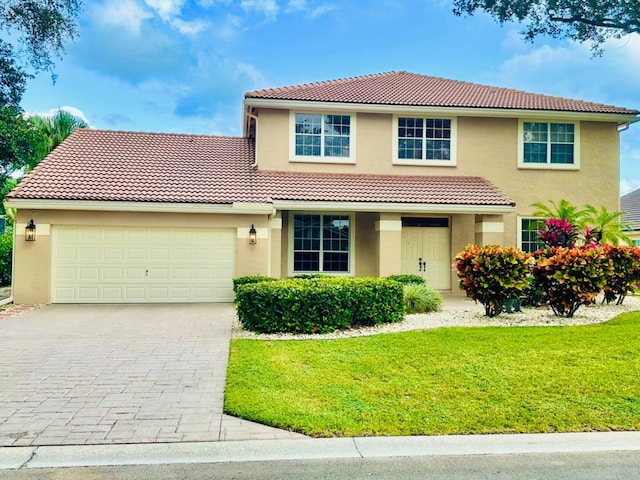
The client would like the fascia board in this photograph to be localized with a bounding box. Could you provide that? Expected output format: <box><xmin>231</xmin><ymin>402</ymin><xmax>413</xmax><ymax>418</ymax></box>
<box><xmin>271</xmin><ymin>200</ymin><xmax>515</xmax><ymax>214</ymax></box>
<box><xmin>243</xmin><ymin>98</ymin><xmax>638</xmax><ymax>124</ymax></box>
<box><xmin>6</xmin><ymin>199</ymin><xmax>274</xmax><ymax>214</ymax></box>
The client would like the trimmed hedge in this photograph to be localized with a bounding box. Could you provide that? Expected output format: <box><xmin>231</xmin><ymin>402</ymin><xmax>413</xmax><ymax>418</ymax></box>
<box><xmin>232</xmin><ymin>275</ymin><xmax>278</xmax><ymax>293</ymax></box>
<box><xmin>386</xmin><ymin>274</ymin><xmax>426</xmax><ymax>285</ymax></box>
<box><xmin>236</xmin><ymin>277</ymin><xmax>404</xmax><ymax>334</ymax></box>
<box><xmin>0</xmin><ymin>227</ymin><xmax>11</xmax><ymax>286</ymax></box>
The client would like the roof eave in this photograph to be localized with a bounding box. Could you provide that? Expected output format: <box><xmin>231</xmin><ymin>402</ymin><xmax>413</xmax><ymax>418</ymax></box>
<box><xmin>243</xmin><ymin>98</ymin><xmax>638</xmax><ymax>124</ymax></box>
<box><xmin>6</xmin><ymin>198</ymin><xmax>275</xmax><ymax>215</ymax></box>
<box><xmin>270</xmin><ymin>200</ymin><xmax>516</xmax><ymax>214</ymax></box>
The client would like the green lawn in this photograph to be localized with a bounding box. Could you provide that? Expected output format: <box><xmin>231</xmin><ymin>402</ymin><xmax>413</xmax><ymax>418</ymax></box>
<box><xmin>224</xmin><ymin>312</ymin><xmax>640</xmax><ymax>437</ymax></box>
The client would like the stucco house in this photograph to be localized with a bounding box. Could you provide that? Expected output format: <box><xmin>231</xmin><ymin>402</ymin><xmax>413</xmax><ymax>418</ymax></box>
<box><xmin>621</xmin><ymin>188</ymin><xmax>640</xmax><ymax>246</ymax></box>
<box><xmin>7</xmin><ymin>72</ymin><xmax>639</xmax><ymax>304</ymax></box>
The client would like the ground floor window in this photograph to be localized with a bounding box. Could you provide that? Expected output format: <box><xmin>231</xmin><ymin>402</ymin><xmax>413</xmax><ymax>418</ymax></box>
<box><xmin>293</xmin><ymin>214</ymin><xmax>350</xmax><ymax>273</ymax></box>
<box><xmin>520</xmin><ymin>217</ymin><xmax>545</xmax><ymax>253</ymax></box>
<box><xmin>633</xmin><ymin>239</ymin><xmax>640</xmax><ymax>247</ymax></box>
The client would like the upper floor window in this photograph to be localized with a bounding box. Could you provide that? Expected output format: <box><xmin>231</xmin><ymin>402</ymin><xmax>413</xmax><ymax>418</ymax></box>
<box><xmin>292</xmin><ymin>113</ymin><xmax>354</xmax><ymax>163</ymax></box>
<box><xmin>519</xmin><ymin>121</ymin><xmax>579</xmax><ymax>169</ymax></box>
<box><xmin>393</xmin><ymin>116</ymin><xmax>457</xmax><ymax>166</ymax></box>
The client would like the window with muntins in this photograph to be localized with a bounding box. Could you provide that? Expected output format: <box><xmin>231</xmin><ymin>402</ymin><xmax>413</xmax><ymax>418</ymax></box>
<box><xmin>520</xmin><ymin>218</ymin><xmax>545</xmax><ymax>253</ymax></box>
<box><xmin>398</xmin><ymin>117</ymin><xmax>452</xmax><ymax>161</ymax></box>
<box><xmin>293</xmin><ymin>214</ymin><xmax>350</xmax><ymax>273</ymax></box>
<box><xmin>295</xmin><ymin>113</ymin><xmax>351</xmax><ymax>158</ymax></box>
<box><xmin>523</xmin><ymin>122</ymin><xmax>575</xmax><ymax>165</ymax></box>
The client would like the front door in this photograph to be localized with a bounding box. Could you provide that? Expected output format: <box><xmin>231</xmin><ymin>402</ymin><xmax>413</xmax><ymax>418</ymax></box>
<box><xmin>401</xmin><ymin>226</ymin><xmax>451</xmax><ymax>289</ymax></box>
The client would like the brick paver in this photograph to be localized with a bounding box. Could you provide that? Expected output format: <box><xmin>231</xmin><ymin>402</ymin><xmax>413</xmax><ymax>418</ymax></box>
<box><xmin>0</xmin><ymin>304</ymin><xmax>305</xmax><ymax>446</ymax></box>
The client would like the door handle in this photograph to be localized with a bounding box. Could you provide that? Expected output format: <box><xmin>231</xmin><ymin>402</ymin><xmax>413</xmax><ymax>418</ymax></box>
<box><xmin>418</xmin><ymin>258</ymin><xmax>426</xmax><ymax>272</ymax></box>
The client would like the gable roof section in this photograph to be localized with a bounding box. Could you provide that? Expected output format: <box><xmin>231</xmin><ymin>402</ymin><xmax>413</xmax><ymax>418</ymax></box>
<box><xmin>621</xmin><ymin>188</ymin><xmax>640</xmax><ymax>231</ymax></box>
<box><xmin>8</xmin><ymin>129</ymin><xmax>514</xmax><ymax>209</ymax></box>
<box><xmin>245</xmin><ymin>71</ymin><xmax>638</xmax><ymax>115</ymax></box>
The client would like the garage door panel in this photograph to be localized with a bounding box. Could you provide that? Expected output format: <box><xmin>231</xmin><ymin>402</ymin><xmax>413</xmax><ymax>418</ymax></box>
<box><xmin>52</xmin><ymin>226</ymin><xmax>236</xmax><ymax>303</ymax></box>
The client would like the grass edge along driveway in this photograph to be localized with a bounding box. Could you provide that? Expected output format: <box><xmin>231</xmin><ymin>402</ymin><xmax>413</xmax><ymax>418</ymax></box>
<box><xmin>224</xmin><ymin>312</ymin><xmax>640</xmax><ymax>437</ymax></box>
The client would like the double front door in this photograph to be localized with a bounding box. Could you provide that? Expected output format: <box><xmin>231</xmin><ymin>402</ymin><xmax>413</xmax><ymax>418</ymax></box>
<box><xmin>400</xmin><ymin>226</ymin><xmax>451</xmax><ymax>289</ymax></box>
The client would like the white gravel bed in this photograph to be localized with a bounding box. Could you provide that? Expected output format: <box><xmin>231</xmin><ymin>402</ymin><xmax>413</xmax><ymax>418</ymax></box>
<box><xmin>231</xmin><ymin>295</ymin><xmax>640</xmax><ymax>341</ymax></box>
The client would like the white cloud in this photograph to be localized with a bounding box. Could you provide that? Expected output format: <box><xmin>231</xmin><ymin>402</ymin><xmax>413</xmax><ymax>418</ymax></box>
<box><xmin>27</xmin><ymin>106</ymin><xmax>93</xmax><ymax>128</ymax></box>
<box><xmin>171</xmin><ymin>18</ymin><xmax>210</xmax><ymax>35</ymax></box>
<box><xmin>144</xmin><ymin>0</ymin><xmax>185</xmax><ymax>20</ymax></box>
<box><xmin>621</xmin><ymin>179</ymin><xmax>640</xmax><ymax>196</ymax></box>
<box><xmin>92</xmin><ymin>0</ymin><xmax>153</xmax><ymax>34</ymax></box>
<box><xmin>240</xmin><ymin>0</ymin><xmax>279</xmax><ymax>19</ymax></box>
<box><xmin>285</xmin><ymin>0</ymin><xmax>335</xmax><ymax>18</ymax></box>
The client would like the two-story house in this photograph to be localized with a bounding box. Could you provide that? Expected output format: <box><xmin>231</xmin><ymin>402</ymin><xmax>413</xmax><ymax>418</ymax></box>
<box><xmin>8</xmin><ymin>72</ymin><xmax>638</xmax><ymax>304</ymax></box>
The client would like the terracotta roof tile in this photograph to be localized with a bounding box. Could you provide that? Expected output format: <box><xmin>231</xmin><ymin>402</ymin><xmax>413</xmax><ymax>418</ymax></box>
<box><xmin>621</xmin><ymin>188</ymin><xmax>640</xmax><ymax>230</ymax></box>
<box><xmin>246</xmin><ymin>71</ymin><xmax>638</xmax><ymax>115</ymax></box>
<box><xmin>8</xmin><ymin>129</ymin><xmax>514</xmax><ymax>208</ymax></box>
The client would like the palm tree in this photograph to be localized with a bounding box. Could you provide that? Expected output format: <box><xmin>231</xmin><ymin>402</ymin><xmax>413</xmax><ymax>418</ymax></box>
<box><xmin>26</xmin><ymin>109</ymin><xmax>88</xmax><ymax>171</ymax></box>
<box><xmin>531</xmin><ymin>199</ymin><xmax>588</xmax><ymax>227</ymax></box>
<box><xmin>583</xmin><ymin>204</ymin><xmax>632</xmax><ymax>245</ymax></box>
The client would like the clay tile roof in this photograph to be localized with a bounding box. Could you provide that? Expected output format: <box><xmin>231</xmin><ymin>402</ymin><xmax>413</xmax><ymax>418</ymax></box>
<box><xmin>8</xmin><ymin>129</ymin><xmax>515</xmax><ymax>208</ymax></box>
<box><xmin>246</xmin><ymin>71</ymin><xmax>638</xmax><ymax>115</ymax></box>
<box><xmin>8</xmin><ymin>129</ymin><xmax>264</xmax><ymax>204</ymax></box>
<box><xmin>621</xmin><ymin>188</ymin><xmax>640</xmax><ymax>231</ymax></box>
<box><xmin>256</xmin><ymin>171</ymin><xmax>513</xmax><ymax>206</ymax></box>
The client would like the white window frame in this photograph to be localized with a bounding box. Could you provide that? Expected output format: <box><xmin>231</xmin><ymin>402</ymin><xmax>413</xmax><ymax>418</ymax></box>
<box><xmin>392</xmin><ymin>115</ymin><xmax>457</xmax><ymax>167</ymax></box>
<box><xmin>518</xmin><ymin>120</ymin><xmax>580</xmax><ymax>170</ymax></box>
<box><xmin>288</xmin><ymin>212</ymin><xmax>355</xmax><ymax>276</ymax></box>
<box><xmin>289</xmin><ymin>112</ymin><xmax>356</xmax><ymax>164</ymax></box>
<box><xmin>517</xmin><ymin>216</ymin><xmax>545</xmax><ymax>253</ymax></box>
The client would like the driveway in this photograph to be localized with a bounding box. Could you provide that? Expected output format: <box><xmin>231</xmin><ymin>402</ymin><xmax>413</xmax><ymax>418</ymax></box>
<box><xmin>0</xmin><ymin>304</ymin><xmax>303</xmax><ymax>446</ymax></box>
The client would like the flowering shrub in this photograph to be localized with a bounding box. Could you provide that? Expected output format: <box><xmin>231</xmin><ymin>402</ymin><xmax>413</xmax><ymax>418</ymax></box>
<box><xmin>601</xmin><ymin>245</ymin><xmax>640</xmax><ymax>305</ymax></box>
<box><xmin>533</xmin><ymin>246</ymin><xmax>612</xmax><ymax>317</ymax></box>
<box><xmin>454</xmin><ymin>245</ymin><xmax>533</xmax><ymax>317</ymax></box>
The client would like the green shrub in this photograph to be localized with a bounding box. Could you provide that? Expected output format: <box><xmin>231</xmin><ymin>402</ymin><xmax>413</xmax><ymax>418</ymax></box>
<box><xmin>534</xmin><ymin>246</ymin><xmax>612</xmax><ymax>317</ymax></box>
<box><xmin>386</xmin><ymin>274</ymin><xmax>426</xmax><ymax>285</ymax></box>
<box><xmin>403</xmin><ymin>283</ymin><xmax>442</xmax><ymax>314</ymax></box>
<box><xmin>600</xmin><ymin>244</ymin><xmax>640</xmax><ymax>305</ymax></box>
<box><xmin>454</xmin><ymin>244</ymin><xmax>533</xmax><ymax>317</ymax></box>
<box><xmin>292</xmin><ymin>273</ymin><xmax>330</xmax><ymax>279</ymax></box>
<box><xmin>0</xmin><ymin>227</ymin><xmax>12</xmax><ymax>286</ymax></box>
<box><xmin>232</xmin><ymin>275</ymin><xmax>278</xmax><ymax>293</ymax></box>
<box><xmin>235</xmin><ymin>277</ymin><xmax>404</xmax><ymax>334</ymax></box>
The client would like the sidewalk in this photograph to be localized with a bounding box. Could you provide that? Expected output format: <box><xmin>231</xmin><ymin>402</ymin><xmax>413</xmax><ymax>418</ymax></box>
<box><xmin>2</xmin><ymin>431</ymin><xmax>640</xmax><ymax>469</ymax></box>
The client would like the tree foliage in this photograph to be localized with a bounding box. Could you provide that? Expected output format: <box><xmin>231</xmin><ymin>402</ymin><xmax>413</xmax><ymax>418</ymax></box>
<box><xmin>27</xmin><ymin>109</ymin><xmax>87</xmax><ymax>170</ymax></box>
<box><xmin>453</xmin><ymin>0</ymin><xmax>640</xmax><ymax>53</ymax></box>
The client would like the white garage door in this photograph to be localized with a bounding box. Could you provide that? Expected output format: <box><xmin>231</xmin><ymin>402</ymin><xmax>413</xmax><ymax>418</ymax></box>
<box><xmin>51</xmin><ymin>226</ymin><xmax>236</xmax><ymax>303</ymax></box>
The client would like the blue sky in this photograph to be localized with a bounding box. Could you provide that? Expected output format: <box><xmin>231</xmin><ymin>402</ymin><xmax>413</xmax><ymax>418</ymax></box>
<box><xmin>19</xmin><ymin>0</ymin><xmax>640</xmax><ymax>194</ymax></box>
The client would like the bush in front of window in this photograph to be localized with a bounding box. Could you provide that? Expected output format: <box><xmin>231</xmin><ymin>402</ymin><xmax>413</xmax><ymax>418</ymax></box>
<box><xmin>403</xmin><ymin>283</ymin><xmax>443</xmax><ymax>314</ymax></box>
<box><xmin>534</xmin><ymin>246</ymin><xmax>612</xmax><ymax>318</ymax></box>
<box><xmin>454</xmin><ymin>244</ymin><xmax>534</xmax><ymax>318</ymax></box>
<box><xmin>232</xmin><ymin>275</ymin><xmax>278</xmax><ymax>294</ymax></box>
<box><xmin>386</xmin><ymin>274</ymin><xmax>426</xmax><ymax>286</ymax></box>
<box><xmin>235</xmin><ymin>277</ymin><xmax>404</xmax><ymax>334</ymax></box>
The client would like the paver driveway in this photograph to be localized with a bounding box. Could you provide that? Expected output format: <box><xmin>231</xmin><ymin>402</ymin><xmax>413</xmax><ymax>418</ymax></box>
<box><xmin>0</xmin><ymin>304</ymin><xmax>238</xmax><ymax>446</ymax></box>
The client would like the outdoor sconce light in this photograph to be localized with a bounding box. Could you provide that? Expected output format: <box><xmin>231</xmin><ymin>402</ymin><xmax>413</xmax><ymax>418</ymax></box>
<box><xmin>249</xmin><ymin>224</ymin><xmax>257</xmax><ymax>245</ymax></box>
<box><xmin>25</xmin><ymin>219</ymin><xmax>36</xmax><ymax>241</ymax></box>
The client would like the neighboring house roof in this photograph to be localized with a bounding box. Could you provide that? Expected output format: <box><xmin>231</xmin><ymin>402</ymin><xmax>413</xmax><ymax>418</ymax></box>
<box><xmin>8</xmin><ymin>129</ymin><xmax>515</xmax><ymax>208</ymax></box>
<box><xmin>621</xmin><ymin>188</ymin><xmax>640</xmax><ymax>231</ymax></box>
<box><xmin>245</xmin><ymin>71</ymin><xmax>639</xmax><ymax>116</ymax></box>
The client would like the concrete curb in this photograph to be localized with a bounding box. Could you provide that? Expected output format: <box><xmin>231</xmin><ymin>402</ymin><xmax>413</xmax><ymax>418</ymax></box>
<box><xmin>3</xmin><ymin>431</ymin><xmax>640</xmax><ymax>470</ymax></box>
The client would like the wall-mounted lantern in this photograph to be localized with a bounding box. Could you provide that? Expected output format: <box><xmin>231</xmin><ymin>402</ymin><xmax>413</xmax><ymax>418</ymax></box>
<box><xmin>25</xmin><ymin>219</ymin><xmax>36</xmax><ymax>241</ymax></box>
<box><xmin>249</xmin><ymin>224</ymin><xmax>257</xmax><ymax>245</ymax></box>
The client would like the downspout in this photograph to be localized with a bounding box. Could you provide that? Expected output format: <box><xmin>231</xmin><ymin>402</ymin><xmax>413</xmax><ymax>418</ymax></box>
<box><xmin>266</xmin><ymin>207</ymin><xmax>277</xmax><ymax>277</ymax></box>
<box><xmin>618</xmin><ymin>123</ymin><xmax>630</xmax><ymax>133</ymax></box>
<box><xmin>244</xmin><ymin>105</ymin><xmax>259</xmax><ymax>168</ymax></box>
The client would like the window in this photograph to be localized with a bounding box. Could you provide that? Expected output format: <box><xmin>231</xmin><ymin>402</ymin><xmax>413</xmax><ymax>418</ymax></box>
<box><xmin>520</xmin><ymin>218</ymin><xmax>545</xmax><ymax>253</ymax></box>
<box><xmin>293</xmin><ymin>214</ymin><xmax>350</xmax><ymax>273</ymax></box>
<box><xmin>394</xmin><ymin>116</ymin><xmax>456</xmax><ymax>165</ymax></box>
<box><xmin>633</xmin><ymin>239</ymin><xmax>640</xmax><ymax>247</ymax></box>
<box><xmin>293</xmin><ymin>113</ymin><xmax>352</xmax><ymax>161</ymax></box>
<box><xmin>520</xmin><ymin>121</ymin><xmax>579</xmax><ymax>168</ymax></box>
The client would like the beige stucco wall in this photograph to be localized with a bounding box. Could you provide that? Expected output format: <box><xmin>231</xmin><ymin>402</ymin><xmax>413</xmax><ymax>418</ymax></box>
<box><xmin>13</xmin><ymin>209</ymin><xmax>270</xmax><ymax>304</ymax></box>
<box><xmin>255</xmin><ymin>108</ymin><xmax>622</xmax><ymax>247</ymax></box>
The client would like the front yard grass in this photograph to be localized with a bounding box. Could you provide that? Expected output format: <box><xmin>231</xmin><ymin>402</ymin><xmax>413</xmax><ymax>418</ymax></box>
<box><xmin>224</xmin><ymin>312</ymin><xmax>640</xmax><ymax>437</ymax></box>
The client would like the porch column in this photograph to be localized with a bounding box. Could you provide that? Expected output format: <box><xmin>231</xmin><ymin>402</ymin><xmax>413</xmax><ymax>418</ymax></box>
<box><xmin>375</xmin><ymin>213</ymin><xmax>402</xmax><ymax>277</ymax></box>
<box><xmin>474</xmin><ymin>214</ymin><xmax>505</xmax><ymax>246</ymax></box>
<box><xmin>269</xmin><ymin>212</ymin><xmax>282</xmax><ymax>278</ymax></box>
